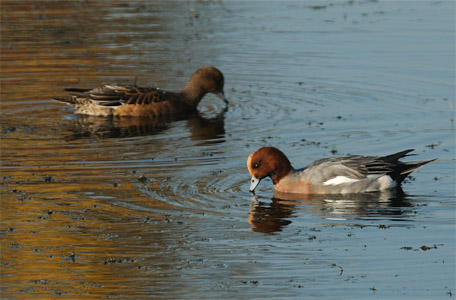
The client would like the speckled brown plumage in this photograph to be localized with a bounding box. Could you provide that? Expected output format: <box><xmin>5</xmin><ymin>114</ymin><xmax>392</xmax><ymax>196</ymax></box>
<box><xmin>54</xmin><ymin>66</ymin><xmax>228</xmax><ymax>117</ymax></box>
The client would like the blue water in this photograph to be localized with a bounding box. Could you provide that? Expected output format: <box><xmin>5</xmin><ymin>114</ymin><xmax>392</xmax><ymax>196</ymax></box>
<box><xmin>1</xmin><ymin>1</ymin><xmax>455</xmax><ymax>299</ymax></box>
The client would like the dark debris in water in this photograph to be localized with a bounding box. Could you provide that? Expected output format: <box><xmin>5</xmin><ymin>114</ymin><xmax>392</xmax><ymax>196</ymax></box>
<box><xmin>330</xmin><ymin>264</ymin><xmax>344</xmax><ymax>275</ymax></box>
<box><xmin>143</xmin><ymin>216</ymin><xmax>156</xmax><ymax>224</ymax></box>
<box><xmin>12</xmin><ymin>189</ymin><xmax>31</xmax><ymax>201</ymax></box>
<box><xmin>400</xmin><ymin>246</ymin><xmax>413</xmax><ymax>251</ymax></box>
<box><xmin>11</xmin><ymin>243</ymin><xmax>22</xmax><ymax>249</ymax></box>
<box><xmin>30</xmin><ymin>279</ymin><xmax>49</xmax><ymax>285</ymax></box>
<box><xmin>16</xmin><ymin>194</ymin><xmax>32</xmax><ymax>201</ymax></box>
<box><xmin>425</xmin><ymin>142</ymin><xmax>442</xmax><ymax>149</ymax></box>
<box><xmin>2</xmin><ymin>126</ymin><xmax>17</xmax><ymax>133</ymax></box>
<box><xmin>241</xmin><ymin>280</ymin><xmax>260</xmax><ymax>286</ymax></box>
<box><xmin>306</xmin><ymin>120</ymin><xmax>324</xmax><ymax>128</ymax></box>
<box><xmin>138</xmin><ymin>174</ymin><xmax>148</xmax><ymax>183</ymax></box>
<box><xmin>299</xmin><ymin>138</ymin><xmax>321</xmax><ymax>147</ymax></box>
<box><xmin>420</xmin><ymin>245</ymin><xmax>439</xmax><ymax>251</ymax></box>
<box><xmin>103</xmin><ymin>257</ymin><xmax>129</xmax><ymax>265</ymax></box>
<box><xmin>308</xmin><ymin>5</ymin><xmax>327</xmax><ymax>10</ymax></box>
<box><xmin>211</xmin><ymin>169</ymin><xmax>223</xmax><ymax>176</ymax></box>
<box><xmin>43</xmin><ymin>175</ymin><xmax>55</xmax><ymax>182</ymax></box>
<box><xmin>400</xmin><ymin>244</ymin><xmax>443</xmax><ymax>251</ymax></box>
<box><xmin>2</xmin><ymin>125</ymin><xmax>36</xmax><ymax>134</ymax></box>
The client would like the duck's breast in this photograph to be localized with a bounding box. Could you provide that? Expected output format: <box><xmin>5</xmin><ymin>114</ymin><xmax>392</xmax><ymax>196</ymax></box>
<box><xmin>274</xmin><ymin>172</ymin><xmax>316</xmax><ymax>194</ymax></box>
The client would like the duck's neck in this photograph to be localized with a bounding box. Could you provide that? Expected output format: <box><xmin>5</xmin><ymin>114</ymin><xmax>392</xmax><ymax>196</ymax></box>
<box><xmin>179</xmin><ymin>85</ymin><xmax>207</xmax><ymax>107</ymax></box>
<box><xmin>271</xmin><ymin>165</ymin><xmax>292</xmax><ymax>185</ymax></box>
<box><xmin>270</xmin><ymin>157</ymin><xmax>293</xmax><ymax>185</ymax></box>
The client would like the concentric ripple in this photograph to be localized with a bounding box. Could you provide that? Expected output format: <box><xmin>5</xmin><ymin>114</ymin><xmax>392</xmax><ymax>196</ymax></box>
<box><xmin>1</xmin><ymin>1</ymin><xmax>454</xmax><ymax>299</ymax></box>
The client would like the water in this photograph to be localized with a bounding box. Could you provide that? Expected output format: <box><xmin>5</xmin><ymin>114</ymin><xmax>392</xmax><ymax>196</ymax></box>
<box><xmin>1</xmin><ymin>1</ymin><xmax>455</xmax><ymax>299</ymax></box>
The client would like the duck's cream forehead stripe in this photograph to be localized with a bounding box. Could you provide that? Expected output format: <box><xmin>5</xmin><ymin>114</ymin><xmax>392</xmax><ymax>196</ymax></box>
<box><xmin>246</xmin><ymin>152</ymin><xmax>255</xmax><ymax>174</ymax></box>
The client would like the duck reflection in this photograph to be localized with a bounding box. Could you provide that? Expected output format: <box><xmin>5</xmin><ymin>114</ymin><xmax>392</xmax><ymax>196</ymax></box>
<box><xmin>249</xmin><ymin>189</ymin><xmax>411</xmax><ymax>234</ymax></box>
<box><xmin>64</xmin><ymin>108</ymin><xmax>227</xmax><ymax>143</ymax></box>
<box><xmin>249</xmin><ymin>199</ymin><xmax>294</xmax><ymax>233</ymax></box>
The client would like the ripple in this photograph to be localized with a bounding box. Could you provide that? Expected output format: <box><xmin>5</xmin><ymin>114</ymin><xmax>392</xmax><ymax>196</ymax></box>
<box><xmin>1</xmin><ymin>1</ymin><xmax>454</xmax><ymax>299</ymax></box>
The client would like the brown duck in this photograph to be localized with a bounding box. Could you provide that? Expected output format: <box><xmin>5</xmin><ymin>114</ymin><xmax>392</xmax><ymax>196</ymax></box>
<box><xmin>54</xmin><ymin>66</ymin><xmax>228</xmax><ymax>117</ymax></box>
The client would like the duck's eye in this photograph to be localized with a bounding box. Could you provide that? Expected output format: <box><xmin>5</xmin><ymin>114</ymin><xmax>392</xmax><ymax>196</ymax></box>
<box><xmin>253</xmin><ymin>161</ymin><xmax>261</xmax><ymax>169</ymax></box>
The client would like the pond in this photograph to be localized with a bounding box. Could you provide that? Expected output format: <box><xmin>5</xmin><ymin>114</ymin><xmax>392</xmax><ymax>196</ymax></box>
<box><xmin>1</xmin><ymin>1</ymin><xmax>455</xmax><ymax>299</ymax></box>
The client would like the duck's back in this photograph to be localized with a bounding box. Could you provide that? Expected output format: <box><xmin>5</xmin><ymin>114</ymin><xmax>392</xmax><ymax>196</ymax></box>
<box><xmin>279</xmin><ymin>150</ymin><xmax>433</xmax><ymax>194</ymax></box>
<box><xmin>55</xmin><ymin>85</ymin><xmax>183</xmax><ymax>117</ymax></box>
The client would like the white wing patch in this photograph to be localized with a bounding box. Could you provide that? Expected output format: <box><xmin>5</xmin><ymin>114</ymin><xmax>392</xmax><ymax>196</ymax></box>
<box><xmin>323</xmin><ymin>176</ymin><xmax>360</xmax><ymax>186</ymax></box>
<box><xmin>323</xmin><ymin>174</ymin><xmax>396</xmax><ymax>191</ymax></box>
<box><xmin>377</xmin><ymin>175</ymin><xmax>395</xmax><ymax>190</ymax></box>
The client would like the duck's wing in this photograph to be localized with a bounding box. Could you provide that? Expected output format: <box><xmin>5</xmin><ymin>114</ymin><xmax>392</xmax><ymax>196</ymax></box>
<box><xmin>305</xmin><ymin>149</ymin><xmax>433</xmax><ymax>185</ymax></box>
<box><xmin>55</xmin><ymin>85</ymin><xmax>173</xmax><ymax>107</ymax></box>
<box><xmin>304</xmin><ymin>156</ymin><xmax>373</xmax><ymax>184</ymax></box>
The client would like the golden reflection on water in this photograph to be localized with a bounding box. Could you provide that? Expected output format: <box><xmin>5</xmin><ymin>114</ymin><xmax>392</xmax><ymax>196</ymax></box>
<box><xmin>2</xmin><ymin>166</ymin><xmax>192</xmax><ymax>297</ymax></box>
<box><xmin>2</xmin><ymin>0</ymin><xmax>454</xmax><ymax>298</ymax></box>
<box><xmin>1</xmin><ymin>1</ymin><xmax>171</xmax><ymax>104</ymax></box>
<box><xmin>1</xmin><ymin>1</ymin><xmax>228</xmax><ymax>297</ymax></box>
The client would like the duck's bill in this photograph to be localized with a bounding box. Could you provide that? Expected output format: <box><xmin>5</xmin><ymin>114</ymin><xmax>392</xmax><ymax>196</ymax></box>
<box><xmin>249</xmin><ymin>176</ymin><xmax>260</xmax><ymax>193</ymax></box>
<box><xmin>216</xmin><ymin>91</ymin><xmax>229</xmax><ymax>104</ymax></box>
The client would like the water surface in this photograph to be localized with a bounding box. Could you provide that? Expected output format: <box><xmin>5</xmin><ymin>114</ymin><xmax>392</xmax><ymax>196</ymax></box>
<box><xmin>1</xmin><ymin>1</ymin><xmax>455</xmax><ymax>299</ymax></box>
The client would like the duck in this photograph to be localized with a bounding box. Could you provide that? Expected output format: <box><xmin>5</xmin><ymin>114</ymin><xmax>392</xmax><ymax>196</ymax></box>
<box><xmin>247</xmin><ymin>147</ymin><xmax>435</xmax><ymax>195</ymax></box>
<box><xmin>53</xmin><ymin>66</ymin><xmax>228</xmax><ymax>117</ymax></box>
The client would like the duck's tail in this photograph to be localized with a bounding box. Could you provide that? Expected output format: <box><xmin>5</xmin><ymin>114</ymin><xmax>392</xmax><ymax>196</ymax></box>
<box><xmin>396</xmin><ymin>159</ymin><xmax>436</xmax><ymax>184</ymax></box>
<box><xmin>380</xmin><ymin>149</ymin><xmax>435</xmax><ymax>184</ymax></box>
<box><xmin>53</xmin><ymin>97</ymin><xmax>75</xmax><ymax>105</ymax></box>
<box><xmin>381</xmin><ymin>149</ymin><xmax>415</xmax><ymax>162</ymax></box>
<box><xmin>53</xmin><ymin>88</ymin><xmax>91</xmax><ymax>105</ymax></box>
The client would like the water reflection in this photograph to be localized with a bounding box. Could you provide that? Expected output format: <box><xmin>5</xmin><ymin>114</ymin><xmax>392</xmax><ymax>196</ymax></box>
<box><xmin>1</xmin><ymin>0</ymin><xmax>453</xmax><ymax>298</ymax></box>
<box><xmin>249</xmin><ymin>189</ymin><xmax>412</xmax><ymax>233</ymax></box>
<box><xmin>63</xmin><ymin>108</ymin><xmax>227</xmax><ymax>143</ymax></box>
<box><xmin>249</xmin><ymin>199</ymin><xmax>294</xmax><ymax>233</ymax></box>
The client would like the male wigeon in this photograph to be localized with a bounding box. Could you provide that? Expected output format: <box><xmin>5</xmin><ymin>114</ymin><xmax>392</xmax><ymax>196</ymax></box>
<box><xmin>247</xmin><ymin>147</ymin><xmax>435</xmax><ymax>195</ymax></box>
<box><xmin>54</xmin><ymin>66</ymin><xmax>228</xmax><ymax>117</ymax></box>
